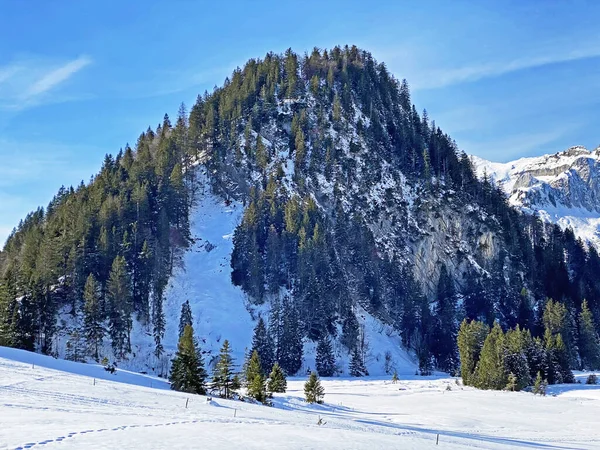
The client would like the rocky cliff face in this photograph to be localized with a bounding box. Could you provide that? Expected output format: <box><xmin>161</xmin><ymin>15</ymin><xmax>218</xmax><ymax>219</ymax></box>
<box><xmin>472</xmin><ymin>146</ymin><xmax>600</xmax><ymax>248</ymax></box>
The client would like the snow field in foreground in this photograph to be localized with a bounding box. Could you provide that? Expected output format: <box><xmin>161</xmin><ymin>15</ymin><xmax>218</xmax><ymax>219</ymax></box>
<box><xmin>1</xmin><ymin>348</ymin><xmax>599</xmax><ymax>449</ymax></box>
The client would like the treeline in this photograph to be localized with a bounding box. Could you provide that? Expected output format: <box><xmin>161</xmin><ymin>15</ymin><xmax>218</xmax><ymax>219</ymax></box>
<box><xmin>458</xmin><ymin>298</ymin><xmax>600</xmax><ymax>391</ymax></box>
<box><xmin>0</xmin><ymin>109</ymin><xmax>194</xmax><ymax>361</ymax></box>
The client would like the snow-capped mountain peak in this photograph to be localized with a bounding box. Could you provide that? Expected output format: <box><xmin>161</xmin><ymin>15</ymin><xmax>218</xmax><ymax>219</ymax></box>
<box><xmin>472</xmin><ymin>145</ymin><xmax>600</xmax><ymax>248</ymax></box>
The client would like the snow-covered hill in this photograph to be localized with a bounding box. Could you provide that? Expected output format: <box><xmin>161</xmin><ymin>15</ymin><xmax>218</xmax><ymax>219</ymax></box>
<box><xmin>1</xmin><ymin>347</ymin><xmax>599</xmax><ymax>449</ymax></box>
<box><xmin>472</xmin><ymin>146</ymin><xmax>600</xmax><ymax>249</ymax></box>
<box><xmin>85</xmin><ymin>169</ymin><xmax>418</xmax><ymax>377</ymax></box>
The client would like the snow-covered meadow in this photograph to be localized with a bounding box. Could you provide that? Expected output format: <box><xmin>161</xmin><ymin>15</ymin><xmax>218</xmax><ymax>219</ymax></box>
<box><xmin>1</xmin><ymin>347</ymin><xmax>598</xmax><ymax>449</ymax></box>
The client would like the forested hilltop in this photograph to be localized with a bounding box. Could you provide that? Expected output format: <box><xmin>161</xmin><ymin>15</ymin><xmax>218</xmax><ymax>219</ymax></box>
<box><xmin>1</xmin><ymin>46</ymin><xmax>599</xmax><ymax>383</ymax></box>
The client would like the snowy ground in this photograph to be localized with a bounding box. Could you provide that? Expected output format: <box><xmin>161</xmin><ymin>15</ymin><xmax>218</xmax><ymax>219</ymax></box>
<box><xmin>1</xmin><ymin>347</ymin><xmax>599</xmax><ymax>449</ymax></box>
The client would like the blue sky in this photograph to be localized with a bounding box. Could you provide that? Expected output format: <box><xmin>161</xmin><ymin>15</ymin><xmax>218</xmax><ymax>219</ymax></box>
<box><xmin>1</xmin><ymin>0</ymin><xmax>599</xmax><ymax>244</ymax></box>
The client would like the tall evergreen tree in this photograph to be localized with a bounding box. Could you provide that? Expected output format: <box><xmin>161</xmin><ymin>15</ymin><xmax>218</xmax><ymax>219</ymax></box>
<box><xmin>169</xmin><ymin>324</ymin><xmax>207</xmax><ymax>394</ymax></box>
<box><xmin>316</xmin><ymin>335</ymin><xmax>335</xmax><ymax>377</ymax></box>
<box><xmin>578</xmin><ymin>299</ymin><xmax>600</xmax><ymax>370</ymax></box>
<box><xmin>349</xmin><ymin>346</ymin><xmax>368</xmax><ymax>377</ymax></box>
<box><xmin>83</xmin><ymin>273</ymin><xmax>103</xmax><ymax>360</ymax></box>
<box><xmin>245</xmin><ymin>350</ymin><xmax>267</xmax><ymax>403</ymax></box>
<box><xmin>178</xmin><ymin>300</ymin><xmax>193</xmax><ymax>338</ymax></box>
<box><xmin>106</xmin><ymin>256</ymin><xmax>132</xmax><ymax>359</ymax></box>
<box><xmin>474</xmin><ymin>322</ymin><xmax>506</xmax><ymax>390</ymax></box>
<box><xmin>457</xmin><ymin>319</ymin><xmax>488</xmax><ymax>386</ymax></box>
<box><xmin>251</xmin><ymin>317</ymin><xmax>273</xmax><ymax>375</ymax></box>
<box><xmin>212</xmin><ymin>339</ymin><xmax>238</xmax><ymax>399</ymax></box>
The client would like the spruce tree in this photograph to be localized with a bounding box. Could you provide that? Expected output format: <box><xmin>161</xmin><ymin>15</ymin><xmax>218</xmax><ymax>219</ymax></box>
<box><xmin>245</xmin><ymin>350</ymin><xmax>267</xmax><ymax>403</ymax></box>
<box><xmin>304</xmin><ymin>371</ymin><xmax>325</xmax><ymax>404</ymax></box>
<box><xmin>212</xmin><ymin>340</ymin><xmax>237</xmax><ymax>399</ymax></box>
<box><xmin>169</xmin><ymin>324</ymin><xmax>207</xmax><ymax>395</ymax></box>
<box><xmin>503</xmin><ymin>326</ymin><xmax>531</xmax><ymax>391</ymax></box>
<box><xmin>316</xmin><ymin>335</ymin><xmax>335</xmax><ymax>377</ymax></box>
<box><xmin>178</xmin><ymin>300</ymin><xmax>193</xmax><ymax>338</ymax></box>
<box><xmin>533</xmin><ymin>371</ymin><xmax>547</xmax><ymax>396</ymax></box>
<box><xmin>474</xmin><ymin>322</ymin><xmax>506</xmax><ymax>390</ymax></box>
<box><xmin>107</xmin><ymin>256</ymin><xmax>132</xmax><ymax>359</ymax></box>
<box><xmin>349</xmin><ymin>346</ymin><xmax>367</xmax><ymax>377</ymax></box>
<box><xmin>83</xmin><ymin>273</ymin><xmax>104</xmax><ymax>360</ymax></box>
<box><xmin>578</xmin><ymin>299</ymin><xmax>600</xmax><ymax>370</ymax></box>
<box><xmin>457</xmin><ymin>319</ymin><xmax>488</xmax><ymax>386</ymax></box>
<box><xmin>251</xmin><ymin>317</ymin><xmax>274</xmax><ymax>375</ymax></box>
<box><xmin>267</xmin><ymin>362</ymin><xmax>287</xmax><ymax>393</ymax></box>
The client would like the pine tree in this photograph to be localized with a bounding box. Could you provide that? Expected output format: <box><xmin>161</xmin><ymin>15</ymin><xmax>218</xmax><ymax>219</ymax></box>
<box><xmin>212</xmin><ymin>339</ymin><xmax>237</xmax><ymax>399</ymax></box>
<box><xmin>178</xmin><ymin>300</ymin><xmax>193</xmax><ymax>338</ymax></box>
<box><xmin>533</xmin><ymin>371</ymin><xmax>547</xmax><ymax>396</ymax></box>
<box><xmin>83</xmin><ymin>273</ymin><xmax>104</xmax><ymax>360</ymax></box>
<box><xmin>457</xmin><ymin>319</ymin><xmax>488</xmax><ymax>386</ymax></box>
<box><xmin>316</xmin><ymin>335</ymin><xmax>336</xmax><ymax>377</ymax></box>
<box><xmin>169</xmin><ymin>324</ymin><xmax>207</xmax><ymax>395</ymax></box>
<box><xmin>578</xmin><ymin>299</ymin><xmax>600</xmax><ymax>370</ymax></box>
<box><xmin>65</xmin><ymin>329</ymin><xmax>86</xmax><ymax>362</ymax></box>
<box><xmin>349</xmin><ymin>346</ymin><xmax>367</xmax><ymax>377</ymax></box>
<box><xmin>503</xmin><ymin>326</ymin><xmax>531</xmax><ymax>391</ymax></box>
<box><xmin>251</xmin><ymin>317</ymin><xmax>273</xmax><ymax>375</ymax></box>
<box><xmin>304</xmin><ymin>371</ymin><xmax>325</xmax><ymax>404</ymax></box>
<box><xmin>267</xmin><ymin>362</ymin><xmax>287</xmax><ymax>393</ymax></box>
<box><xmin>474</xmin><ymin>322</ymin><xmax>506</xmax><ymax>390</ymax></box>
<box><xmin>107</xmin><ymin>256</ymin><xmax>132</xmax><ymax>359</ymax></box>
<box><xmin>279</xmin><ymin>298</ymin><xmax>303</xmax><ymax>375</ymax></box>
<box><xmin>245</xmin><ymin>350</ymin><xmax>267</xmax><ymax>403</ymax></box>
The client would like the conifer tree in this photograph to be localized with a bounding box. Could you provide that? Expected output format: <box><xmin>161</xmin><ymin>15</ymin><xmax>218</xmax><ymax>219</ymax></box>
<box><xmin>169</xmin><ymin>324</ymin><xmax>207</xmax><ymax>395</ymax></box>
<box><xmin>107</xmin><ymin>255</ymin><xmax>132</xmax><ymax>359</ymax></box>
<box><xmin>474</xmin><ymin>322</ymin><xmax>506</xmax><ymax>390</ymax></box>
<box><xmin>316</xmin><ymin>335</ymin><xmax>335</xmax><ymax>377</ymax></box>
<box><xmin>251</xmin><ymin>317</ymin><xmax>273</xmax><ymax>375</ymax></box>
<box><xmin>391</xmin><ymin>370</ymin><xmax>399</xmax><ymax>384</ymax></box>
<box><xmin>349</xmin><ymin>346</ymin><xmax>368</xmax><ymax>377</ymax></box>
<box><xmin>304</xmin><ymin>371</ymin><xmax>325</xmax><ymax>404</ymax></box>
<box><xmin>212</xmin><ymin>340</ymin><xmax>237</xmax><ymax>399</ymax></box>
<box><xmin>457</xmin><ymin>319</ymin><xmax>488</xmax><ymax>386</ymax></box>
<box><xmin>245</xmin><ymin>350</ymin><xmax>267</xmax><ymax>403</ymax></box>
<box><xmin>503</xmin><ymin>326</ymin><xmax>531</xmax><ymax>391</ymax></box>
<box><xmin>267</xmin><ymin>362</ymin><xmax>287</xmax><ymax>394</ymax></box>
<box><xmin>178</xmin><ymin>300</ymin><xmax>193</xmax><ymax>338</ymax></box>
<box><xmin>83</xmin><ymin>273</ymin><xmax>104</xmax><ymax>360</ymax></box>
<box><xmin>533</xmin><ymin>371</ymin><xmax>547</xmax><ymax>396</ymax></box>
<box><xmin>578</xmin><ymin>299</ymin><xmax>600</xmax><ymax>370</ymax></box>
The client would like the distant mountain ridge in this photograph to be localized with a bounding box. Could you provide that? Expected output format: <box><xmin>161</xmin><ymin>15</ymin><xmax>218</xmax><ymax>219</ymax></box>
<box><xmin>472</xmin><ymin>145</ymin><xmax>600</xmax><ymax>249</ymax></box>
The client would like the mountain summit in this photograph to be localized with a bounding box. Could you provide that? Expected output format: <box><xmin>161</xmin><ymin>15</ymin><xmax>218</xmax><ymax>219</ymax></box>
<box><xmin>473</xmin><ymin>146</ymin><xmax>600</xmax><ymax>249</ymax></box>
<box><xmin>1</xmin><ymin>47</ymin><xmax>599</xmax><ymax>378</ymax></box>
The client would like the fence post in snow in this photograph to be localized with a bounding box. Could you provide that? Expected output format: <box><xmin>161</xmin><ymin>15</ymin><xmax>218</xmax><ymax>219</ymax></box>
<box><xmin>436</xmin><ymin>434</ymin><xmax>439</xmax><ymax>445</ymax></box>
<box><xmin>186</xmin><ymin>398</ymin><xmax>189</xmax><ymax>409</ymax></box>
<box><xmin>93</xmin><ymin>378</ymin><xmax>96</xmax><ymax>386</ymax></box>
<box><xmin>234</xmin><ymin>409</ymin><xmax>237</xmax><ymax>417</ymax></box>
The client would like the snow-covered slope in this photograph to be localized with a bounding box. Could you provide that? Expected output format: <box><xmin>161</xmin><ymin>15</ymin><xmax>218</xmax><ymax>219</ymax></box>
<box><xmin>100</xmin><ymin>170</ymin><xmax>417</xmax><ymax>377</ymax></box>
<box><xmin>2</xmin><ymin>347</ymin><xmax>599</xmax><ymax>449</ymax></box>
<box><xmin>472</xmin><ymin>146</ymin><xmax>600</xmax><ymax>248</ymax></box>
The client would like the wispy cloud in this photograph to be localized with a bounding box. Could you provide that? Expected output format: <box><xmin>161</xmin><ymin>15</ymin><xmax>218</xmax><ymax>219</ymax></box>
<box><xmin>0</xmin><ymin>55</ymin><xmax>92</xmax><ymax>110</ymax></box>
<box><xmin>23</xmin><ymin>56</ymin><xmax>91</xmax><ymax>99</ymax></box>
<box><xmin>403</xmin><ymin>45</ymin><xmax>600</xmax><ymax>90</ymax></box>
